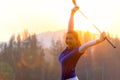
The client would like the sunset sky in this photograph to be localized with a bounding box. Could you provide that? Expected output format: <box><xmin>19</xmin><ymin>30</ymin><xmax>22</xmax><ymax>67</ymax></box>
<box><xmin>0</xmin><ymin>0</ymin><xmax>120</xmax><ymax>42</ymax></box>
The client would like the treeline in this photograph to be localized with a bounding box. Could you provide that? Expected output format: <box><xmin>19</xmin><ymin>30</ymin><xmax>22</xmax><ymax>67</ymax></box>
<box><xmin>0</xmin><ymin>30</ymin><xmax>120</xmax><ymax>80</ymax></box>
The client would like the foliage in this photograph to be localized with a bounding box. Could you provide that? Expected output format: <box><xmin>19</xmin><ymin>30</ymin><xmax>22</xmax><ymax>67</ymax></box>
<box><xmin>0</xmin><ymin>30</ymin><xmax>120</xmax><ymax>80</ymax></box>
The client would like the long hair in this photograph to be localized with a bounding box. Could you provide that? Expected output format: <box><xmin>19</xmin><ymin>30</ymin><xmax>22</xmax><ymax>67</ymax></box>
<box><xmin>67</xmin><ymin>31</ymin><xmax>81</xmax><ymax>46</ymax></box>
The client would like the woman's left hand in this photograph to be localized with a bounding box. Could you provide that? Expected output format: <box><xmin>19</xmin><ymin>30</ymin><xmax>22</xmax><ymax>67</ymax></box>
<box><xmin>100</xmin><ymin>32</ymin><xmax>106</xmax><ymax>41</ymax></box>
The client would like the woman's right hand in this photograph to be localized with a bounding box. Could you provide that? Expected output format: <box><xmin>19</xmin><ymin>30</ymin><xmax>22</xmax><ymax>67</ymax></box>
<box><xmin>71</xmin><ymin>6</ymin><xmax>79</xmax><ymax>14</ymax></box>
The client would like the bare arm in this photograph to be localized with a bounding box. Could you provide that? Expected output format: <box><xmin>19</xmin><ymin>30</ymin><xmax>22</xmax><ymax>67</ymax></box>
<box><xmin>79</xmin><ymin>32</ymin><xmax>106</xmax><ymax>53</ymax></box>
<box><xmin>68</xmin><ymin>6</ymin><xmax>79</xmax><ymax>32</ymax></box>
<box><xmin>68</xmin><ymin>12</ymin><xmax>74</xmax><ymax>32</ymax></box>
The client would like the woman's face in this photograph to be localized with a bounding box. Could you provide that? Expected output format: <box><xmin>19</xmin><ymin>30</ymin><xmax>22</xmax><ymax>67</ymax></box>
<box><xmin>65</xmin><ymin>33</ymin><xmax>78</xmax><ymax>49</ymax></box>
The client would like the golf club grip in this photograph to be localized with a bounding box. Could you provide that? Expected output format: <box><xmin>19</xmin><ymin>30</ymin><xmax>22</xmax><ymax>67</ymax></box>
<box><xmin>105</xmin><ymin>37</ymin><xmax>116</xmax><ymax>48</ymax></box>
<box><xmin>72</xmin><ymin>0</ymin><xmax>116</xmax><ymax>48</ymax></box>
<box><xmin>78</xmin><ymin>8</ymin><xmax>116</xmax><ymax>48</ymax></box>
<box><xmin>93</xmin><ymin>24</ymin><xmax>116</xmax><ymax>48</ymax></box>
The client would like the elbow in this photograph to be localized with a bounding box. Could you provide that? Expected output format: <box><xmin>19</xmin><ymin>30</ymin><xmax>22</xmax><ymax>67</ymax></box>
<box><xmin>79</xmin><ymin>46</ymin><xmax>87</xmax><ymax>53</ymax></box>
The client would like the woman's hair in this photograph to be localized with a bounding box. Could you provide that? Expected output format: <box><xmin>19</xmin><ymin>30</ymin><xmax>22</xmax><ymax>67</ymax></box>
<box><xmin>67</xmin><ymin>31</ymin><xmax>81</xmax><ymax>46</ymax></box>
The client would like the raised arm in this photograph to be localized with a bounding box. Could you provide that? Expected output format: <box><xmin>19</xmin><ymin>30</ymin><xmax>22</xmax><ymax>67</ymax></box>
<box><xmin>79</xmin><ymin>32</ymin><xmax>106</xmax><ymax>53</ymax></box>
<box><xmin>68</xmin><ymin>6</ymin><xmax>79</xmax><ymax>32</ymax></box>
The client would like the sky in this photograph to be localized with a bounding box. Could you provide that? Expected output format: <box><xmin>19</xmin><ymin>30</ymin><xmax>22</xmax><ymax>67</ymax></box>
<box><xmin>0</xmin><ymin>0</ymin><xmax>120</xmax><ymax>42</ymax></box>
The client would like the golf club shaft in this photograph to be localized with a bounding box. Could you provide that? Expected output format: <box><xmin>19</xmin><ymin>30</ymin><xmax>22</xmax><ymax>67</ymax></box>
<box><xmin>72</xmin><ymin>0</ymin><xmax>116</xmax><ymax>48</ymax></box>
<box><xmin>78</xmin><ymin>9</ymin><xmax>116</xmax><ymax>48</ymax></box>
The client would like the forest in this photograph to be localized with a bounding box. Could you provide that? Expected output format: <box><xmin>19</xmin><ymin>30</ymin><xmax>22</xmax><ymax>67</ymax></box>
<box><xmin>0</xmin><ymin>29</ymin><xmax>120</xmax><ymax>80</ymax></box>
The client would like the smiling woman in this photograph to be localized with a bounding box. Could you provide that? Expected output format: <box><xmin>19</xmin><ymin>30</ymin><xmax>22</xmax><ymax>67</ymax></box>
<box><xmin>59</xmin><ymin>6</ymin><xmax>107</xmax><ymax>80</ymax></box>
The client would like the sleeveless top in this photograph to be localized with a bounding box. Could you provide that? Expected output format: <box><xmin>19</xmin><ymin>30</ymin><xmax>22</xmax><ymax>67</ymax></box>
<box><xmin>59</xmin><ymin>46</ymin><xmax>84</xmax><ymax>80</ymax></box>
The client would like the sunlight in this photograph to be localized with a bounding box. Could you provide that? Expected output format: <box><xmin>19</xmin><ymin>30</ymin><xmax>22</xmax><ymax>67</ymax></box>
<box><xmin>0</xmin><ymin>0</ymin><xmax>120</xmax><ymax>41</ymax></box>
<box><xmin>73</xmin><ymin>0</ymin><xmax>113</xmax><ymax>34</ymax></box>
<box><xmin>74</xmin><ymin>13</ymin><xmax>99</xmax><ymax>33</ymax></box>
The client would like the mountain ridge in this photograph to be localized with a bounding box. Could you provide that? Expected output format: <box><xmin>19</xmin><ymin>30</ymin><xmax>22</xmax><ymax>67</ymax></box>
<box><xmin>36</xmin><ymin>30</ymin><xmax>66</xmax><ymax>48</ymax></box>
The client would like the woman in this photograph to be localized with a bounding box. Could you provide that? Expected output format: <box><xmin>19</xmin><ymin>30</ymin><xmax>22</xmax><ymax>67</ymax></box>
<box><xmin>59</xmin><ymin>6</ymin><xmax>106</xmax><ymax>80</ymax></box>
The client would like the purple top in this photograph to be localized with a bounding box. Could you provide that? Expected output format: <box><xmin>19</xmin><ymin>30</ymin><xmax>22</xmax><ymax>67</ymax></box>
<box><xmin>59</xmin><ymin>46</ymin><xmax>84</xmax><ymax>80</ymax></box>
